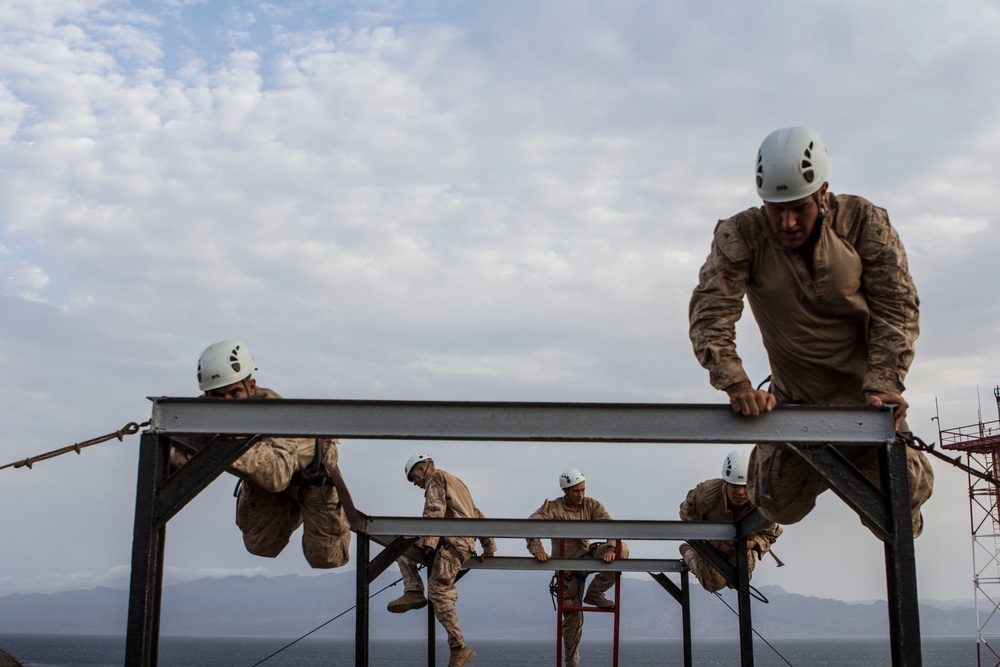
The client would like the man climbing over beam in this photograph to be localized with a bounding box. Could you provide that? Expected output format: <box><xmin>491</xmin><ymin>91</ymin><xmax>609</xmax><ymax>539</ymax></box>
<box><xmin>688</xmin><ymin>127</ymin><xmax>934</xmax><ymax>536</ymax></box>
<box><xmin>170</xmin><ymin>340</ymin><xmax>355</xmax><ymax>568</ymax></box>
<box><xmin>679</xmin><ymin>450</ymin><xmax>782</xmax><ymax>591</ymax></box>
<box><xmin>526</xmin><ymin>468</ymin><xmax>628</xmax><ymax>667</ymax></box>
<box><xmin>386</xmin><ymin>453</ymin><xmax>495</xmax><ymax>667</ymax></box>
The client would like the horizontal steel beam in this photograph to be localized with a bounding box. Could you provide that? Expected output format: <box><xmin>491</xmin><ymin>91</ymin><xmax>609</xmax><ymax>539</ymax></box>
<box><xmin>365</xmin><ymin>516</ymin><xmax>737</xmax><ymax>541</ymax></box>
<box><xmin>148</xmin><ymin>398</ymin><xmax>894</xmax><ymax>445</ymax></box>
<box><xmin>462</xmin><ymin>556</ymin><xmax>685</xmax><ymax>573</ymax></box>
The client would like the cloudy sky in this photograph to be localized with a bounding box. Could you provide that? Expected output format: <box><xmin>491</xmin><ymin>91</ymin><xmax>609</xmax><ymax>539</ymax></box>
<box><xmin>1</xmin><ymin>0</ymin><xmax>999</xmax><ymax>621</ymax></box>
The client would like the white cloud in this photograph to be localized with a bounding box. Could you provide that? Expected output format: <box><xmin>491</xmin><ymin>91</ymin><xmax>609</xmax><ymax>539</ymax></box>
<box><xmin>0</xmin><ymin>0</ymin><xmax>999</xmax><ymax>609</ymax></box>
<box><xmin>0</xmin><ymin>260</ymin><xmax>51</xmax><ymax>300</ymax></box>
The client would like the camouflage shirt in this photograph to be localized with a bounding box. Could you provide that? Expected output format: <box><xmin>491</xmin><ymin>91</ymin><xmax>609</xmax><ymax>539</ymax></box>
<box><xmin>417</xmin><ymin>469</ymin><xmax>497</xmax><ymax>555</ymax></box>
<box><xmin>679</xmin><ymin>478</ymin><xmax>782</xmax><ymax>552</ymax></box>
<box><xmin>689</xmin><ymin>193</ymin><xmax>919</xmax><ymax>404</ymax></box>
<box><xmin>525</xmin><ymin>496</ymin><xmax>617</xmax><ymax>559</ymax></box>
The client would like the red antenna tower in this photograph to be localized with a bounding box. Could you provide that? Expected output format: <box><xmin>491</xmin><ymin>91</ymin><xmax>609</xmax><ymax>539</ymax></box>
<box><xmin>940</xmin><ymin>386</ymin><xmax>1000</xmax><ymax>667</ymax></box>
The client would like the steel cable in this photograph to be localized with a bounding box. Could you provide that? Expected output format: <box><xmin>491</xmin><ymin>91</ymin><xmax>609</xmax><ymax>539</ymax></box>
<box><xmin>249</xmin><ymin>575</ymin><xmax>407</xmax><ymax>666</ymax></box>
<box><xmin>0</xmin><ymin>421</ymin><xmax>148</xmax><ymax>472</ymax></box>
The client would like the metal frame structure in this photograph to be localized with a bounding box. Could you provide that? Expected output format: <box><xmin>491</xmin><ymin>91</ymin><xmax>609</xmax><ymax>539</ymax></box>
<box><xmin>358</xmin><ymin>517</ymin><xmax>705</xmax><ymax>667</ymax></box>
<box><xmin>940</xmin><ymin>387</ymin><xmax>1000</xmax><ymax>667</ymax></box>
<box><xmin>126</xmin><ymin>399</ymin><xmax>918</xmax><ymax>666</ymax></box>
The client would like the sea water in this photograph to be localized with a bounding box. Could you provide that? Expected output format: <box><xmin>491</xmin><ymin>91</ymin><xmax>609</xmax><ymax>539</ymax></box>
<box><xmin>0</xmin><ymin>634</ymin><xmax>974</xmax><ymax>666</ymax></box>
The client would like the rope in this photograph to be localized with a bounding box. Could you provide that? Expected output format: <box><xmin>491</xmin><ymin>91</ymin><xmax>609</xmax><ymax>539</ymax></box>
<box><xmin>901</xmin><ymin>432</ymin><xmax>1000</xmax><ymax>486</ymax></box>
<box><xmin>249</xmin><ymin>575</ymin><xmax>407</xmax><ymax>666</ymax></box>
<box><xmin>748</xmin><ymin>584</ymin><xmax>769</xmax><ymax>604</ymax></box>
<box><xmin>0</xmin><ymin>421</ymin><xmax>149</xmax><ymax>472</ymax></box>
<box><xmin>712</xmin><ymin>591</ymin><xmax>795</xmax><ymax>666</ymax></box>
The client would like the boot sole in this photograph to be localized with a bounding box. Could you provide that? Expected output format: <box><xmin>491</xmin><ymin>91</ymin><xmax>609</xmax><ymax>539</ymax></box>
<box><xmin>387</xmin><ymin>600</ymin><xmax>428</xmax><ymax>613</ymax></box>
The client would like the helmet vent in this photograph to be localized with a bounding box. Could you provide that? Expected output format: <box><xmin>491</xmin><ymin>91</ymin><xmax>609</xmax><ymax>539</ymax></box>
<box><xmin>800</xmin><ymin>141</ymin><xmax>815</xmax><ymax>183</ymax></box>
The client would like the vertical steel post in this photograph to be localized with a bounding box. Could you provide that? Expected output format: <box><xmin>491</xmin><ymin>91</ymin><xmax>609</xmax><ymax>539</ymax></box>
<box><xmin>556</xmin><ymin>538</ymin><xmax>565</xmax><ymax>667</ymax></box>
<box><xmin>646</xmin><ymin>571</ymin><xmax>691</xmax><ymax>666</ymax></box>
<box><xmin>735</xmin><ymin>538</ymin><xmax>754</xmax><ymax>667</ymax></box>
<box><xmin>882</xmin><ymin>438</ymin><xmax>922</xmax><ymax>666</ymax></box>
<box><xmin>355</xmin><ymin>533</ymin><xmax>370</xmax><ymax>667</ymax></box>
<box><xmin>612</xmin><ymin>541</ymin><xmax>621</xmax><ymax>667</ymax></box>
<box><xmin>125</xmin><ymin>432</ymin><xmax>169</xmax><ymax>667</ymax></box>
<box><xmin>681</xmin><ymin>569</ymin><xmax>692</xmax><ymax>667</ymax></box>
<box><xmin>427</xmin><ymin>586</ymin><xmax>436</xmax><ymax>667</ymax></box>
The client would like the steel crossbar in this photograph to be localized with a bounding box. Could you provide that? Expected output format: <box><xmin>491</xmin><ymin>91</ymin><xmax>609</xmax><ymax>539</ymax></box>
<box><xmin>148</xmin><ymin>398</ymin><xmax>895</xmax><ymax>444</ymax></box>
<box><xmin>364</xmin><ymin>516</ymin><xmax>737</xmax><ymax>541</ymax></box>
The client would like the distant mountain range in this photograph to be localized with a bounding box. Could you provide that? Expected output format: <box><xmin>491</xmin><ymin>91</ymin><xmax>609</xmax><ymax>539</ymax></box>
<box><xmin>0</xmin><ymin>570</ymin><xmax>976</xmax><ymax>640</ymax></box>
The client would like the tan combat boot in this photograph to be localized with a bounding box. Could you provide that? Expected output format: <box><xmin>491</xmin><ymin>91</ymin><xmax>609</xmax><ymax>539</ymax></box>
<box><xmin>448</xmin><ymin>645</ymin><xmax>476</xmax><ymax>666</ymax></box>
<box><xmin>386</xmin><ymin>590</ymin><xmax>428</xmax><ymax>613</ymax></box>
<box><xmin>583</xmin><ymin>590</ymin><xmax>615</xmax><ymax>609</ymax></box>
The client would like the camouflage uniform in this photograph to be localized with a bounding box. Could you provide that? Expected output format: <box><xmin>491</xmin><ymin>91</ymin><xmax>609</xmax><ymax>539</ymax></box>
<box><xmin>689</xmin><ymin>193</ymin><xmax>933</xmax><ymax>535</ymax></box>
<box><xmin>526</xmin><ymin>497</ymin><xmax>628</xmax><ymax>667</ymax></box>
<box><xmin>678</xmin><ymin>478</ymin><xmax>782</xmax><ymax>592</ymax></box>
<box><xmin>397</xmin><ymin>469</ymin><xmax>496</xmax><ymax>650</ymax></box>
<box><xmin>231</xmin><ymin>387</ymin><xmax>351</xmax><ymax>568</ymax></box>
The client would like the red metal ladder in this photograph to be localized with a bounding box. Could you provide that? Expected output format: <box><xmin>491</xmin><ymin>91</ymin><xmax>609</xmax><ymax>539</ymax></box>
<box><xmin>554</xmin><ymin>539</ymin><xmax>622</xmax><ymax>667</ymax></box>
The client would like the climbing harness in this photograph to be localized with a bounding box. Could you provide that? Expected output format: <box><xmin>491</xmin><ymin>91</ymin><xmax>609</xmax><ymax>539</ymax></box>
<box><xmin>548</xmin><ymin>571</ymin><xmax>586</xmax><ymax>613</ymax></box>
<box><xmin>748</xmin><ymin>583</ymin><xmax>769</xmax><ymax>604</ymax></box>
<box><xmin>0</xmin><ymin>421</ymin><xmax>148</xmax><ymax>472</ymax></box>
<box><xmin>298</xmin><ymin>438</ymin><xmax>326</xmax><ymax>482</ymax></box>
<box><xmin>548</xmin><ymin>573</ymin><xmax>560</xmax><ymax>610</ymax></box>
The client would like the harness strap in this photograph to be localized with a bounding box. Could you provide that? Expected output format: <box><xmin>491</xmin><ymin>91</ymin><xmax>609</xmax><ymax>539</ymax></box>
<box><xmin>299</xmin><ymin>438</ymin><xmax>326</xmax><ymax>482</ymax></box>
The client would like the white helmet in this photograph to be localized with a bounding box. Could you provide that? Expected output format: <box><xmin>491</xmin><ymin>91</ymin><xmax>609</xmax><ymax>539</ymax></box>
<box><xmin>755</xmin><ymin>127</ymin><xmax>830</xmax><ymax>203</ymax></box>
<box><xmin>559</xmin><ymin>468</ymin><xmax>585</xmax><ymax>489</ymax></box>
<box><xmin>197</xmin><ymin>340</ymin><xmax>257</xmax><ymax>392</ymax></box>
<box><xmin>722</xmin><ymin>450</ymin><xmax>751</xmax><ymax>485</ymax></box>
<box><xmin>405</xmin><ymin>453</ymin><xmax>432</xmax><ymax>479</ymax></box>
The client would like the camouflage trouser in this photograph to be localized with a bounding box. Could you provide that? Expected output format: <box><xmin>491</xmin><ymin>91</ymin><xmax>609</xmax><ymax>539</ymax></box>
<box><xmin>747</xmin><ymin>437</ymin><xmax>934</xmax><ymax>538</ymax></box>
<box><xmin>431</xmin><ymin>544</ymin><xmax>471</xmax><ymax>649</ymax></box>
<box><xmin>561</xmin><ymin>541</ymin><xmax>629</xmax><ymax>667</ymax></box>
<box><xmin>397</xmin><ymin>544</ymin><xmax>470</xmax><ymax>649</ymax></box>
<box><xmin>236</xmin><ymin>479</ymin><xmax>351</xmax><ymax>568</ymax></box>
<box><xmin>397</xmin><ymin>554</ymin><xmax>426</xmax><ymax>594</ymax></box>
<box><xmin>678</xmin><ymin>542</ymin><xmax>756</xmax><ymax>593</ymax></box>
<box><xmin>233</xmin><ymin>437</ymin><xmax>351</xmax><ymax>568</ymax></box>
